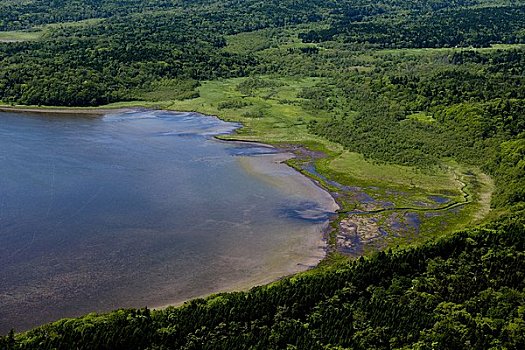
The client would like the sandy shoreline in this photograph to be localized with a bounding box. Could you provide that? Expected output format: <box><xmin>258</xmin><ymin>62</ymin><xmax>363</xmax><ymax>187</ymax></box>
<box><xmin>152</xmin><ymin>151</ymin><xmax>339</xmax><ymax>311</ymax></box>
<box><xmin>2</xmin><ymin>106</ymin><xmax>341</xmax><ymax>317</ymax></box>
<box><xmin>152</xmin><ymin>250</ymin><xmax>326</xmax><ymax>310</ymax></box>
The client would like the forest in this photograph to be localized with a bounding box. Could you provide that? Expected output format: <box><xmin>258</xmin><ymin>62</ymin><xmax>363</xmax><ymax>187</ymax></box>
<box><xmin>1</xmin><ymin>0</ymin><xmax>525</xmax><ymax>348</ymax></box>
<box><xmin>1</xmin><ymin>0</ymin><xmax>524</xmax><ymax>107</ymax></box>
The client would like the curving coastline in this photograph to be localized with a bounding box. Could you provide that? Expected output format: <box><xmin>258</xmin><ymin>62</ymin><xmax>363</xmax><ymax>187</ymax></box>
<box><xmin>0</xmin><ymin>107</ymin><xmax>340</xmax><ymax>332</ymax></box>
<box><xmin>0</xmin><ymin>105</ymin><xmax>129</xmax><ymax>116</ymax></box>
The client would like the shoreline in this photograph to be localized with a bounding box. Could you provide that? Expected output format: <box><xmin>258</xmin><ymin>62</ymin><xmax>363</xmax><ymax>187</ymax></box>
<box><xmin>2</xmin><ymin>105</ymin><xmax>343</xmax><ymax>325</ymax></box>
<box><xmin>152</xmin><ymin>242</ymin><xmax>328</xmax><ymax>310</ymax></box>
<box><xmin>0</xmin><ymin>105</ymin><xmax>130</xmax><ymax>116</ymax></box>
<box><xmin>214</xmin><ymin>136</ymin><xmax>278</xmax><ymax>150</ymax></box>
<box><xmin>151</xmin><ymin>150</ymin><xmax>339</xmax><ymax>311</ymax></box>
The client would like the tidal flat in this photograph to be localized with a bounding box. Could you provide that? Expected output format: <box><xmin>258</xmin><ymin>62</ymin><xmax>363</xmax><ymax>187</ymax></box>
<box><xmin>0</xmin><ymin>110</ymin><xmax>336</xmax><ymax>333</ymax></box>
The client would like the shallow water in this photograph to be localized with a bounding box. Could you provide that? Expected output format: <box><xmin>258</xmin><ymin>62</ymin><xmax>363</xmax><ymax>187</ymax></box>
<box><xmin>0</xmin><ymin>110</ymin><xmax>336</xmax><ymax>333</ymax></box>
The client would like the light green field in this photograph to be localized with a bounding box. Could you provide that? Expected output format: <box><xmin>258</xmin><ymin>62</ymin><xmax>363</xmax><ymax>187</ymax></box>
<box><xmin>372</xmin><ymin>43</ymin><xmax>525</xmax><ymax>56</ymax></box>
<box><xmin>109</xmin><ymin>76</ymin><xmax>333</xmax><ymax>144</ymax></box>
<box><xmin>329</xmin><ymin>151</ymin><xmax>457</xmax><ymax>192</ymax></box>
<box><xmin>0</xmin><ymin>30</ymin><xmax>41</xmax><ymax>41</ymax></box>
<box><xmin>322</xmin><ymin>150</ymin><xmax>492</xmax><ymax>214</ymax></box>
<box><xmin>224</xmin><ymin>29</ymin><xmax>280</xmax><ymax>54</ymax></box>
<box><xmin>407</xmin><ymin>112</ymin><xmax>435</xmax><ymax>123</ymax></box>
<box><xmin>0</xmin><ymin>18</ymin><xmax>103</xmax><ymax>42</ymax></box>
<box><xmin>224</xmin><ymin>23</ymin><xmax>328</xmax><ymax>55</ymax></box>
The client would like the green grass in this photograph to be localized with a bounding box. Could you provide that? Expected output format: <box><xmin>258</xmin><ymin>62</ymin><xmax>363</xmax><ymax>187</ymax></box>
<box><xmin>322</xmin><ymin>152</ymin><xmax>492</xmax><ymax>210</ymax></box>
<box><xmin>0</xmin><ymin>30</ymin><xmax>41</xmax><ymax>41</ymax></box>
<box><xmin>224</xmin><ymin>22</ymin><xmax>330</xmax><ymax>55</ymax></box>
<box><xmin>0</xmin><ymin>18</ymin><xmax>103</xmax><ymax>42</ymax></box>
<box><xmin>329</xmin><ymin>151</ymin><xmax>456</xmax><ymax>192</ymax></box>
<box><xmin>109</xmin><ymin>76</ymin><xmax>331</xmax><ymax>144</ymax></box>
<box><xmin>224</xmin><ymin>29</ymin><xmax>280</xmax><ymax>54</ymax></box>
<box><xmin>407</xmin><ymin>112</ymin><xmax>435</xmax><ymax>123</ymax></box>
<box><xmin>372</xmin><ymin>43</ymin><xmax>525</xmax><ymax>56</ymax></box>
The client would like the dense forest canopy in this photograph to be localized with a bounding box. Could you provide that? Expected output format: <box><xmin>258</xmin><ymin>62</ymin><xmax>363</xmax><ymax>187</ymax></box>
<box><xmin>0</xmin><ymin>0</ymin><xmax>524</xmax><ymax>106</ymax></box>
<box><xmin>1</xmin><ymin>0</ymin><xmax>525</xmax><ymax>348</ymax></box>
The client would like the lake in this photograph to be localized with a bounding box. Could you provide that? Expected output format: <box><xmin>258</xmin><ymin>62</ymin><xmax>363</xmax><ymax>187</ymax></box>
<box><xmin>0</xmin><ymin>109</ymin><xmax>337</xmax><ymax>333</ymax></box>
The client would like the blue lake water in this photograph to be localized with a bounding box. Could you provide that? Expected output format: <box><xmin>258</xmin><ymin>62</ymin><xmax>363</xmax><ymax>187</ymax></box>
<box><xmin>0</xmin><ymin>110</ymin><xmax>337</xmax><ymax>333</ymax></box>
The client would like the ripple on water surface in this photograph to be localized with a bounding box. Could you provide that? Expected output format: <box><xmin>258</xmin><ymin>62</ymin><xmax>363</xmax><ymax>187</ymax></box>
<box><xmin>0</xmin><ymin>110</ymin><xmax>336</xmax><ymax>333</ymax></box>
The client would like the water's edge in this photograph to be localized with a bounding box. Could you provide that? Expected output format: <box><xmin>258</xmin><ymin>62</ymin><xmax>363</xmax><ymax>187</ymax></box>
<box><xmin>150</xmin><ymin>124</ymin><xmax>341</xmax><ymax>309</ymax></box>
<box><xmin>153</xmin><ymin>149</ymin><xmax>340</xmax><ymax>310</ymax></box>
<box><xmin>0</xmin><ymin>108</ymin><xmax>340</xmax><ymax>330</ymax></box>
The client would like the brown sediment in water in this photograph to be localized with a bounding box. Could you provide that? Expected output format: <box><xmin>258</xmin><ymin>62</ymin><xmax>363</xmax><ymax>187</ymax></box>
<box><xmin>1</xmin><ymin>109</ymin><xmax>341</xmax><ymax>320</ymax></box>
<box><xmin>152</xmin><ymin>145</ymin><xmax>339</xmax><ymax>311</ymax></box>
<box><xmin>152</xmin><ymin>249</ymin><xmax>326</xmax><ymax>310</ymax></box>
